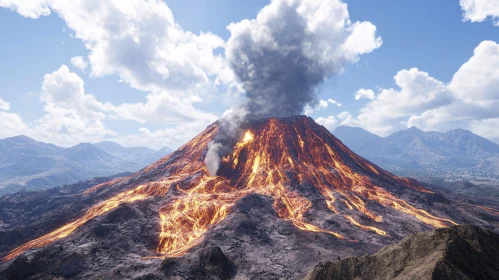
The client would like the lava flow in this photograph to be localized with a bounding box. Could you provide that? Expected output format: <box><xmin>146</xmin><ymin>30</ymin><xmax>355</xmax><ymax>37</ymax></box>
<box><xmin>2</xmin><ymin>116</ymin><xmax>457</xmax><ymax>262</ymax></box>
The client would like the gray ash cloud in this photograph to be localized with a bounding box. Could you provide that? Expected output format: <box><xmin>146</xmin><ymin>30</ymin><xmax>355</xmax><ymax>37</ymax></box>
<box><xmin>205</xmin><ymin>0</ymin><xmax>382</xmax><ymax>175</ymax></box>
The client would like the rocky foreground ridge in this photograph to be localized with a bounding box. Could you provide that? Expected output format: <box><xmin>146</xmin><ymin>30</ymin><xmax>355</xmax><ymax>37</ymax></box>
<box><xmin>307</xmin><ymin>224</ymin><xmax>499</xmax><ymax>280</ymax></box>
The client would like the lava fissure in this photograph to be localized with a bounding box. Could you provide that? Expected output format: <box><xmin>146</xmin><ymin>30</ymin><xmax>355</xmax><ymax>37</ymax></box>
<box><xmin>2</xmin><ymin>116</ymin><xmax>457</xmax><ymax>263</ymax></box>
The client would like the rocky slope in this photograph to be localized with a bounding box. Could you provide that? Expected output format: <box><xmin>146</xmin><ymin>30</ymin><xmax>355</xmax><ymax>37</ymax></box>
<box><xmin>0</xmin><ymin>116</ymin><xmax>497</xmax><ymax>279</ymax></box>
<box><xmin>307</xmin><ymin>225</ymin><xmax>499</xmax><ymax>280</ymax></box>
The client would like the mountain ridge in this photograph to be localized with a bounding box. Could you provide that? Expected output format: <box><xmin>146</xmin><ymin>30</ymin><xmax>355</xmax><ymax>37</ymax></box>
<box><xmin>333</xmin><ymin>125</ymin><xmax>499</xmax><ymax>182</ymax></box>
<box><xmin>0</xmin><ymin>136</ymin><xmax>172</xmax><ymax>196</ymax></box>
<box><xmin>307</xmin><ymin>224</ymin><xmax>499</xmax><ymax>280</ymax></box>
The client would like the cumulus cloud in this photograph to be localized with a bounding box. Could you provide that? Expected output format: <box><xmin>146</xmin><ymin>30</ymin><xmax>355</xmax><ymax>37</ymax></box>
<box><xmin>304</xmin><ymin>98</ymin><xmax>342</xmax><ymax>115</ymax></box>
<box><xmin>0</xmin><ymin>0</ymin><xmax>244</xmax><ymax>148</ymax></box>
<box><xmin>112</xmin><ymin>94</ymin><xmax>217</xmax><ymax>125</ymax></box>
<box><xmin>0</xmin><ymin>0</ymin><xmax>233</xmax><ymax>94</ymax></box>
<box><xmin>41</xmin><ymin>65</ymin><xmax>113</xmax><ymax>120</ymax></box>
<box><xmin>355</xmin><ymin>88</ymin><xmax>375</xmax><ymax>100</ymax></box>
<box><xmin>0</xmin><ymin>0</ymin><xmax>237</xmax><ymax>135</ymax></box>
<box><xmin>0</xmin><ymin>108</ymin><xmax>28</xmax><ymax>139</ymax></box>
<box><xmin>24</xmin><ymin>66</ymin><xmax>116</xmax><ymax>146</ymax></box>
<box><xmin>460</xmin><ymin>0</ymin><xmax>499</xmax><ymax>25</ymax></box>
<box><xmin>352</xmin><ymin>68</ymin><xmax>454</xmax><ymax>135</ymax></box>
<box><xmin>344</xmin><ymin>40</ymin><xmax>499</xmax><ymax>142</ymax></box>
<box><xmin>0</xmin><ymin>0</ymin><xmax>50</xmax><ymax>18</ymax></box>
<box><xmin>0</xmin><ymin>64</ymin><xmax>216</xmax><ymax>148</ymax></box>
<box><xmin>70</xmin><ymin>56</ymin><xmax>88</xmax><ymax>72</ymax></box>
<box><xmin>206</xmin><ymin>0</ymin><xmax>382</xmax><ymax>175</ymax></box>
<box><xmin>316</xmin><ymin>115</ymin><xmax>337</xmax><ymax>131</ymax></box>
<box><xmin>316</xmin><ymin>111</ymin><xmax>360</xmax><ymax>132</ymax></box>
<box><xmin>0</xmin><ymin>98</ymin><xmax>10</xmax><ymax>111</ymax></box>
<box><xmin>470</xmin><ymin>118</ymin><xmax>499</xmax><ymax>140</ymax></box>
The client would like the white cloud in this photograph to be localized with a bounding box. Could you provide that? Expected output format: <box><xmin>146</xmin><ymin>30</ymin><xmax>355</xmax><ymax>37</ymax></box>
<box><xmin>0</xmin><ymin>0</ymin><xmax>237</xmax><ymax>130</ymax></box>
<box><xmin>0</xmin><ymin>111</ymin><xmax>27</xmax><ymax>139</ymax></box>
<box><xmin>316</xmin><ymin>111</ymin><xmax>360</xmax><ymax>131</ymax></box>
<box><xmin>0</xmin><ymin>98</ymin><xmax>10</xmax><ymax>111</ymax></box>
<box><xmin>41</xmin><ymin>65</ymin><xmax>112</xmax><ymax>120</ymax></box>
<box><xmin>460</xmin><ymin>0</ymin><xmax>499</xmax><ymax>26</ymax></box>
<box><xmin>449</xmin><ymin>40</ymin><xmax>499</xmax><ymax>102</ymax></box>
<box><xmin>352</xmin><ymin>68</ymin><xmax>454</xmax><ymax>135</ymax></box>
<box><xmin>0</xmin><ymin>64</ymin><xmax>217</xmax><ymax>148</ymax></box>
<box><xmin>70</xmin><ymin>56</ymin><xmax>88</xmax><ymax>72</ymax></box>
<box><xmin>34</xmin><ymin>66</ymin><xmax>116</xmax><ymax>146</ymax></box>
<box><xmin>0</xmin><ymin>0</ymin><xmax>381</xmax><ymax>148</ymax></box>
<box><xmin>316</xmin><ymin>115</ymin><xmax>338</xmax><ymax>131</ymax></box>
<box><xmin>470</xmin><ymin>118</ymin><xmax>499</xmax><ymax>140</ymax></box>
<box><xmin>304</xmin><ymin>98</ymin><xmax>342</xmax><ymax>115</ymax></box>
<box><xmin>116</xmin><ymin>119</ymin><xmax>213</xmax><ymax>149</ymax></box>
<box><xmin>355</xmin><ymin>88</ymin><xmax>375</xmax><ymax>100</ymax></box>
<box><xmin>0</xmin><ymin>0</ymin><xmax>50</xmax><ymax>18</ymax></box>
<box><xmin>0</xmin><ymin>0</ymin><xmax>233</xmax><ymax>95</ymax></box>
<box><xmin>0</xmin><ymin>66</ymin><xmax>115</xmax><ymax>146</ymax></box>
<box><xmin>112</xmin><ymin>93</ymin><xmax>217</xmax><ymax>125</ymax></box>
<box><xmin>342</xmin><ymin>40</ymin><xmax>499</xmax><ymax>141</ymax></box>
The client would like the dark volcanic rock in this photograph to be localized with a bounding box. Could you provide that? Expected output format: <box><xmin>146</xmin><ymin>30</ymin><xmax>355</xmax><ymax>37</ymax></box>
<box><xmin>1</xmin><ymin>116</ymin><xmax>498</xmax><ymax>279</ymax></box>
<box><xmin>199</xmin><ymin>247</ymin><xmax>234</xmax><ymax>279</ymax></box>
<box><xmin>161</xmin><ymin>246</ymin><xmax>235</xmax><ymax>279</ymax></box>
<box><xmin>59</xmin><ymin>252</ymin><xmax>85</xmax><ymax>277</ymax></box>
<box><xmin>105</xmin><ymin>203</ymin><xmax>141</xmax><ymax>223</ymax></box>
<box><xmin>306</xmin><ymin>225</ymin><xmax>499</xmax><ymax>280</ymax></box>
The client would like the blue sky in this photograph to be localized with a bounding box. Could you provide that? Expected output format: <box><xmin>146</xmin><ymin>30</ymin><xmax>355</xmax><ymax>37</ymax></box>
<box><xmin>0</xmin><ymin>0</ymin><xmax>499</xmax><ymax>148</ymax></box>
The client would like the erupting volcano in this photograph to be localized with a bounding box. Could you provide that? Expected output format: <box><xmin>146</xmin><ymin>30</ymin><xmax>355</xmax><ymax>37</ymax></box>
<box><xmin>1</xmin><ymin>116</ymin><xmax>496</xmax><ymax>279</ymax></box>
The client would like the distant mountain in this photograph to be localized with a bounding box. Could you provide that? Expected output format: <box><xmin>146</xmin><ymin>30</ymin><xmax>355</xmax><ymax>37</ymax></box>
<box><xmin>307</xmin><ymin>225</ymin><xmax>499</xmax><ymax>280</ymax></box>
<box><xmin>93</xmin><ymin>141</ymin><xmax>172</xmax><ymax>166</ymax></box>
<box><xmin>0</xmin><ymin>135</ymin><xmax>63</xmax><ymax>168</ymax></box>
<box><xmin>333</xmin><ymin>126</ymin><xmax>499</xmax><ymax>182</ymax></box>
<box><xmin>60</xmin><ymin>143</ymin><xmax>137</xmax><ymax>173</ymax></box>
<box><xmin>0</xmin><ymin>136</ymin><xmax>172</xmax><ymax>196</ymax></box>
<box><xmin>93</xmin><ymin>141</ymin><xmax>153</xmax><ymax>160</ymax></box>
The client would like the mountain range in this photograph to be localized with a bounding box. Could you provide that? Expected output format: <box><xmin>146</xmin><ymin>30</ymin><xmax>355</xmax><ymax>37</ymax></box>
<box><xmin>0</xmin><ymin>135</ymin><xmax>171</xmax><ymax>196</ymax></box>
<box><xmin>333</xmin><ymin>126</ymin><xmax>499</xmax><ymax>183</ymax></box>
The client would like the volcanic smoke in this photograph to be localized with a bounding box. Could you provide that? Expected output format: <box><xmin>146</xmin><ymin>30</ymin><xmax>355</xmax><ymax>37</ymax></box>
<box><xmin>204</xmin><ymin>0</ymin><xmax>382</xmax><ymax>175</ymax></box>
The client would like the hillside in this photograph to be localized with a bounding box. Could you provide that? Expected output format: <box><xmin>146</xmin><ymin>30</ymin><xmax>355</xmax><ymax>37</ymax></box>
<box><xmin>307</xmin><ymin>225</ymin><xmax>499</xmax><ymax>280</ymax></box>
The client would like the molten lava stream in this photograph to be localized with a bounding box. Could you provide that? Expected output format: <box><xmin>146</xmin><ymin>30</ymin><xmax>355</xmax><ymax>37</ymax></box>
<box><xmin>156</xmin><ymin>176</ymin><xmax>243</xmax><ymax>257</ymax></box>
<box><xmin>2</xmin><ymin>183</ymin><xmax>171</xmax><ymax>262</ymax></box>
<box><xmin>2</xmin><ymin>119</ymin><xmax>460</xmax><ymax>263</ymax></box>
<box><xmin>345</xmin><ymin>215</ymin><xmax>387</xmax><ymax>236</ymax></box>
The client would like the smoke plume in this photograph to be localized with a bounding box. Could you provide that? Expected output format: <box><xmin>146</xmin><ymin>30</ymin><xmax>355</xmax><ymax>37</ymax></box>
<box><xmin>205</xmin><ymin>0</ymin><xmax>382</xmax><ymax>175</ymax></box>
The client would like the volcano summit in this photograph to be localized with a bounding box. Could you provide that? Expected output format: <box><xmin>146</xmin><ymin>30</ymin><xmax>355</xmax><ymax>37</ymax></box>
<box><xmin>0</xmin><ymin>116</ymin><xmax>497</xmax><ymax>279</ymax></box>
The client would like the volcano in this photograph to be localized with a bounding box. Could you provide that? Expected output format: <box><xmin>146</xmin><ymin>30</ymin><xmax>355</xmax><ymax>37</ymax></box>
<box><xmin>1</xmin><ymin>116</ymin><xmax>498</xmax><ymax>279</ymax></box>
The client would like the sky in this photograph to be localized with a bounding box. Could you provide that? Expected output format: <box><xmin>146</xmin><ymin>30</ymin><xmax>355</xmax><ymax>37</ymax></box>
<box><xmin>0</xmin><ymin>0</ymin><xmax>498</xmax><ymax>149</ymax></box>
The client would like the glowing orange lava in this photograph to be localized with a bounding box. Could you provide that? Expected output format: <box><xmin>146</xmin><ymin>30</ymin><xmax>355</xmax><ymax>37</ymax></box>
<box><xmin>2</xmin><ymin>117</ymin><xmax>458</xmax><ymax>263</ymax></box>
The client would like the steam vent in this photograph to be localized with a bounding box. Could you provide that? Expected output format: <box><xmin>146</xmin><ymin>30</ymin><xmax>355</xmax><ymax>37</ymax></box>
<box><xmin>1</xmin><ymin>116</ymin><xmax>497</xmax><ymax>279</ymax></box>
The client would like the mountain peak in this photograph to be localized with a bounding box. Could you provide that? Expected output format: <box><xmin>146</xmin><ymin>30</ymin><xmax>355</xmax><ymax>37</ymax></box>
<box><xmin>2</xmin><ymin>134</ymin><xmax>37</xmax><ymax>144</ymax></box>
<box><xmin>406</xmin><ymin>126</ymin><xmax>422</xmax><ymax>132</ymax></box>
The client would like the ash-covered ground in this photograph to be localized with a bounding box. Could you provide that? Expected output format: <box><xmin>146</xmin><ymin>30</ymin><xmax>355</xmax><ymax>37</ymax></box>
<box><xmin>1</xmin><ymin>116</ymin><xmax>498</xmax><ymax>279</ymax></box>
